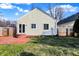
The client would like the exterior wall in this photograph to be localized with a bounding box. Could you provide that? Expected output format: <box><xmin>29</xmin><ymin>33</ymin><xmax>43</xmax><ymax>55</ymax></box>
<box><xmin>58</xmin><ymin>21</ymin><xmax>75</xmax><ymax>36</ymax></box>
<box><xmin>17</xmin><ymin>8</ymin><xmax>57</xmax><ymax>36</ymax></box>
<box><xmin>57</xmin><ymin>28</ymin><xmax>66</xmax><ymax>36</ymax></box>
<box><xmin>0</xmin><ymin>27</ymin><xmax>3</xmax><ymax>36</ymax></box>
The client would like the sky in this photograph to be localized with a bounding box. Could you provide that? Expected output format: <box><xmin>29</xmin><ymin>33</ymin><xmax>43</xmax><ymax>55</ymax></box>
<box><xmin>0</xmin><ymin>3</ymin><xmax>79</xmax><ymax>21</ymax></box>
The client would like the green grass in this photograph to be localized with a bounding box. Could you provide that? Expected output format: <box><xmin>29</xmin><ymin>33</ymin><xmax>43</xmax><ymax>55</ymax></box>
<box><xmin>0</xmin><ymin>36</ymin><xmax>79</xmax><ymax>56</ymax></box>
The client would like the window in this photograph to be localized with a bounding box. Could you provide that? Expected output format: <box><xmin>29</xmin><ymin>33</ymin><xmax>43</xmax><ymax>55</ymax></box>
<box><xmin>19</xmin><ymin>24</ymin><xmax>22</xmax><ymax>33</ymax></box>
<box><xmin>31</xmin><ymin>24</ymin><xmax>36</xmax><ymax>29</ymax></box>
<box><xmin>23</xmin><ymin>24</ymin><xmax>25</xmax><ymax>33</ymax></box>
<box><xmin>19</xmin><ymin>24</ymin><xmax>25</xmax><ymax>33</ymax></box>
<box><xmin>44</xmin><ymin>24</ymin><xmax>49</xmax><ymax>30</ymax></box>
<box><xmin>70</xmin><ymin>28</ymin><xmax>73</xmax><ymax>32</ymax></box>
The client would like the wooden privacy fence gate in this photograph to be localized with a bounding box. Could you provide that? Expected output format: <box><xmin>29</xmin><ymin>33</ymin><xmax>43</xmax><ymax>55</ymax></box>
<box><xmin>0</xmin><ymin>27</ymin><xmax>15</xmax><ymax>36</ymax></box>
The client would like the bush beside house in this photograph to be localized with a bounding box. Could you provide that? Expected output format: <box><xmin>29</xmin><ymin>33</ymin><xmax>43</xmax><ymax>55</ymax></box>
<box><xmin>73</xmin><ymin>19</ymin><xmax>79</xmax><ymax>37</ymax></box>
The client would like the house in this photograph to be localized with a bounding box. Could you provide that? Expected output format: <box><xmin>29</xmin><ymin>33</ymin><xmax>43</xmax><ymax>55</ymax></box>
<box><xmin>17</xmin><ymin>8</ymin><xmax>57</xmax><ymax>36</ymax></box>
<box><xmin>57</xmin><ymin>13</ymin><xmax>79</xmax><ymax>36</ymax></box>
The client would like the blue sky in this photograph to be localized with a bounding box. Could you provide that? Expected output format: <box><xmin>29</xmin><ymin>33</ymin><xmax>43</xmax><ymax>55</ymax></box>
<box><xmin>0</xmin><ymin>3</ymin><xmax>79</xmax><ymax>21</ymax></box>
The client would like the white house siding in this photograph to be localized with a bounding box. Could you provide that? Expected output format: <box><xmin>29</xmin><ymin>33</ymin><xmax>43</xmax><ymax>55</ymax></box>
<box><xmin>17</xmin><ymin>8</ymin><xmax>57</xmax><ymax>36</ymax></box>
<box><xmin>0</xmin><ymin>27</ymin><xmax>3</xmax><ymax>36</ymax></box>
<box><xmin>58</xmin><ymin>21</ymin><xmax>75</xmax><ymax>36</ymax></box>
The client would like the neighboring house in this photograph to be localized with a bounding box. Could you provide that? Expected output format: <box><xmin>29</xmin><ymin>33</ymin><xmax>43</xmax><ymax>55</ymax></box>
<box><xmin>57</xmin><ymin>13</ymin><xmax>79</xmax><ymax>36</ymax></box>
<box><xmin>17</xmin><ymin>8</ymin><xmax>57</xmax><ymax>36</ymax></box>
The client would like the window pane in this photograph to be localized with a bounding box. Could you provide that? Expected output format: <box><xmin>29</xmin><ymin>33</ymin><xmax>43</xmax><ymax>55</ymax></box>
<box><xmin>23</xmin><ymin>24</ymin><xmax>25</xmax><ymax>33</ymax></box>
<box><xmin>31</xmin><ymin>24</ymin><xmax>36</xmax><ymax>29</ymax></box>
<box><xmin>19</xmin><ymin>24</ymin><xmax>21</xmax><ymax>33</ymax></box>
<box><xmin>70</xmin><ymin>28</ymin><xmax>73</xmax><ymax>32</ymax></box>
<box><xmin>44</xmin><ymin>24</ymin><xmax>49</xmax><ymax>30</ymax></box>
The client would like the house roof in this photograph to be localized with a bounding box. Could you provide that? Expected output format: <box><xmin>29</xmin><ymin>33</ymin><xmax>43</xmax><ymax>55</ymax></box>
<box><xmin>17</xmin><ymin>8</ymin><xmax>55</xmax><ymax>21</ymax></box>
<box><xmin>35</xmin><ymin>8</ymin><xmax>54</xmax><ymax>18</ymax></box>
<box><xmin>57</xmin><ymin>12</ymin><xmax>79</xmax><ymax>25</ymax></box>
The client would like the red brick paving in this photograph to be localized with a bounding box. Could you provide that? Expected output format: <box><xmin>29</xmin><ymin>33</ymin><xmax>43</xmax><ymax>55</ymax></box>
<box><xmin>0</xmin><ymin>35</ymin><xmax>30</xmax><ymax>44</ymax></box>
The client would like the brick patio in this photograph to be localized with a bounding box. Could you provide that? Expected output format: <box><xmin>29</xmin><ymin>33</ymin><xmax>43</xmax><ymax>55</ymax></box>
<box><xmin>0</xmin><ymin>35</ymin><xmax>30</xmax><ymax>44</ymax></box>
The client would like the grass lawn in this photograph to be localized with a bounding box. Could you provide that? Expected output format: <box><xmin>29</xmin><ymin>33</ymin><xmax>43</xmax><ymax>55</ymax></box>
<box><xmin>0</xmin><ymin>36</ymin><xmax>79</xmax><ymax>56</ymax></box>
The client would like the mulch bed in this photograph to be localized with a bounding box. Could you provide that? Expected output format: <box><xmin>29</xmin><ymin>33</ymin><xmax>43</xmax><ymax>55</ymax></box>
<box><xmin>0</xmin><ymin>35</ymin><xmax>30</xmax><ymax>44</ymax></box>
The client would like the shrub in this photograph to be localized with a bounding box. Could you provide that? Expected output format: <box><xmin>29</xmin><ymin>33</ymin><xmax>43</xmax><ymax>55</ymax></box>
<box><xmin>73</xmin><ymin>19</ymin><xmax>79</xmax><ymax>37</ymax></box>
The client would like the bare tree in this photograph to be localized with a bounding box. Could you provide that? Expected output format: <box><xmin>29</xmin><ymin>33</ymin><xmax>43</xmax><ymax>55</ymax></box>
<box><xmin>53</xmin><ymin>7</ymin><xmax>64</xmax><ymax>21</ymax></box>
<box><xmin>48</xmin><ymin>4</ymin><xmax>64</xmax><ymax>22</ymax></box>
<box><xmin>5</xmin><ymin>20</ymin><xmax>11</xmax><ymax>26</ymax></box>
<box><xmin>0</xmin><ymin>12</ymin><xmax>6</xmax><ymax>27</ymax></box>
<box><xmin>0</xmin><ymin>12</ymin><xmax>17</xmax><ymax>27</ymax></box>
<box><xmin>48</xmin><ymin>4</ymin><xmax>53</xmax><ymax>18</ymax></box>
<box><xmin>0</xmin><ymin>12</ymin><xmax>4</xmax><ymax>21</ymax></box>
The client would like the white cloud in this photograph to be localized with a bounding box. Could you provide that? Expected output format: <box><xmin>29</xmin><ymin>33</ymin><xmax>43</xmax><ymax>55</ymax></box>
<box><xmin>0</xmin><ymin>3</ymin><xmax>30</xmax><ymax>13</ymax></box>
<box><xmin>16</xmin><ymin>6</ymin><xmax>29</xmax><ymax>13</ymax></box>
<box><xmin>0</xmin><ymin>3</ymin><xmax>15</xmax><ymax>9</ymax></box>
<box><xmin>23</xmin><ymin>9</ymin><xmax>29</xmax><ymax>12</ymax></box>
<box><xmin>16</xmin><ymin>7</ymin><xmax>23</xmax><ymax>12</ymax></box>
<box><xmin>46</xmin><ymin>10</ymin><xmax>50</xmax><ymax>14</ymax></box>
<box><xmin>15</xmin><ymin>12</ymin><xmax>19</xmax><ymax>16</ymax></box>
<box><xmin>26</xmin><ymin>3</ymin><xmax>32</xmax><ymax>5</ymax></box>
<box><xmin>58</xmin><ymin>4</ymin><xmax>78</xmax><ymax>12</ymax></box>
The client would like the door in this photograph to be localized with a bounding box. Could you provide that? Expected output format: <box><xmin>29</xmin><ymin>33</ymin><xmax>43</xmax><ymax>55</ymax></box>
<box><xmin>66</xmin><ymin>28</ymin><xmax>68</xmax><ymax>36</ymax></box>
<box><xmin>19</xmin><ymin>24</ymin><xmax>25</xmax><ymax>33</ymax></box>
<box><xmin>23</xmin><ymin>24</ymin><xmax>25</xmax><ymax>33</ymax></box>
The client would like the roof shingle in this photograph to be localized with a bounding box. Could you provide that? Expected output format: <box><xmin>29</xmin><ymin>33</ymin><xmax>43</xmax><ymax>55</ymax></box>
<box><xmin>57</xmin><ymin>12</ymin><xmax>79</xmax><ymax>25</ymax></box>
